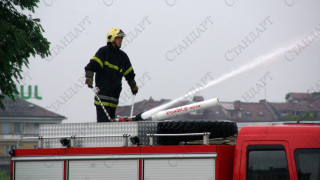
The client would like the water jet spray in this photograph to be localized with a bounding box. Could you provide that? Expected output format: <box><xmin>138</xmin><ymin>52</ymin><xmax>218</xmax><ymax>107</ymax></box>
<box><xmin>134</xmin><ymin>41</ymin><xmax>302</xmax><ymax>121</ymax></box>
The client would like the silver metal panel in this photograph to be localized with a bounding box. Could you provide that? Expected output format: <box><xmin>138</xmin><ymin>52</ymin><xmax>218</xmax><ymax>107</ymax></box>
<box><xmin>144</xmin><ymin>158</ymin><xmax>216</xmax><ymax>180</ymax></box>
<box><xmin>68</xmin><ymin>160</ymin><xmax>138</xmax><ymax>180</ymax></box>
<box><xmin>40</xmin><ymin>122</ymin><xmax>138</xmax><ymax>148</ymax></box>
<box><xmin>138</xmin><ymin>121</ymin><xmax>158</xmax><ymax>145</ymax></box>
<box><xmin>14</xmin><ymin>161</ymin><xmax>64</xmax><ymax>180</ymax></box>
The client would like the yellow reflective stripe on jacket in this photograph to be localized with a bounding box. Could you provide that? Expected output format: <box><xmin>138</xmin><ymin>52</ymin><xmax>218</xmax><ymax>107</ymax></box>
<box><xmin>104</xmin><ymin>61</ymin><xmax>120</xmax><ymax>71</ymax></box>
<box><xmin>94</xmin><ymin>100</ymin><xmax>118</xmax><ymax>108</ymax></box>
<box><xmin>123</xmin><ymin>66</ymin><xmax>133</xmax><ymax>76</ymax></box>
<box><xmin>91</xmin><ymin>56</ymin><xmax>103</xmax><ymax>69</ymax></box>
<box><xmin>91</xmin><ymin>57</ymin><xmax>132</xmax><ymax>75</ymax></box>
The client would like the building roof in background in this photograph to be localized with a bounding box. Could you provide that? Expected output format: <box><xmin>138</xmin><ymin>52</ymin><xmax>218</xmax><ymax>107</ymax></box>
<box><xmin>270</xmin><ymin>102</ymin><xmax>320</xmax><ymax>112</ymax></box>
<box><xmin>220</xmin><ymin>102</ymin><xmax>234</xmax><ymax>110</ymax></box>
<box><xmin>239</xmin><ymin>102</ymin><xmax>276</xmax><ymax>122</ymax></box>
<box><xmin>286</xmin><ymin>92</ymin><xmax>314</xmax><ymax>101</ymax></box>
<box><xmin>0</xmin><ymin>98</ymin><xmax>66</xmax><ymax>121</ymax></box>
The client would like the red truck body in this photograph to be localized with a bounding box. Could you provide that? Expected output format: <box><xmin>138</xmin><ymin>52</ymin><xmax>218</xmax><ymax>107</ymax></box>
<box><xmin>10</xmin><ymin>124</ymin><xmax>320</xmax><ymax>180</ymax></box>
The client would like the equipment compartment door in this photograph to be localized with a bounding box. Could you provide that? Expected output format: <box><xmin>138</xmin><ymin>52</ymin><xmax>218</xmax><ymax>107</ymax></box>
<box><xmin>143</xmin><ymin>158</ymin><xmax>215</xmax><ymax>180</ymax></box>
<box><xmin>14</xmin><ymin>161</ymin><xmax>64</xmax><ymax>180</ymax></box>
<box><xmin>68</xmin><ymin>159</ymin><xmax>139</xmax><ymax>180</ymax></box>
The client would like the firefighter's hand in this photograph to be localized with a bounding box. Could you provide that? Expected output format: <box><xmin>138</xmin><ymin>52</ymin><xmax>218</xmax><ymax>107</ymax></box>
<box><xmin>128</xmin><ymin>79</ymin><xmax>138</xmax><ymax>95</ymax></box>
<box><xmin>131</xmin><ymin>85</ymin><xmax>138</xmax><ymax>95</ymax></box>
<box><xmin>85</xmin><ymin>78</ymin><xmax>93</xmax><ymax>88</ymax></box>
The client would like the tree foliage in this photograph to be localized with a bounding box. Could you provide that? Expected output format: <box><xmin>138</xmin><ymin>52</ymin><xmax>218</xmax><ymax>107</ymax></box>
<box><xmin>0</xmin><ymin>169</ymin><xmax>9</xmax><ymax>180</ymax></box>
<box><xmin>282</xmin><ymin>111</ymin><xmax>318</xmax><ymax>121</ymax></box>
<box><xmin>0</xmin><ymin>0</ymin><xmax>50</xmax><ymax>109</ymax></box>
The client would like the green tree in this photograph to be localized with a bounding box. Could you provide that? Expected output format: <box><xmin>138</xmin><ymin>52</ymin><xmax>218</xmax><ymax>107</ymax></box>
<box><xmin>0</xmin><ymin>0</ymin><xmax>50</xmax><ymax>109</ymax></box>
<box><xmin>282</xmin><ymin>111</ymin><xmax>317</xmax><ymax>121</ymax></box>
<box><xmin>0</xmin><ymin>169</ymin><xmax>9</xmax><ymax>180</ymax></box>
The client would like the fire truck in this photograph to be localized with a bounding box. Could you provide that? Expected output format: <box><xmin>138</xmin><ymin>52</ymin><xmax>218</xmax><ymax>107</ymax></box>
<box><xmin>9</xmin><ymin>120</ymin><xmax>320</xmax><ymax>180</ymax></box>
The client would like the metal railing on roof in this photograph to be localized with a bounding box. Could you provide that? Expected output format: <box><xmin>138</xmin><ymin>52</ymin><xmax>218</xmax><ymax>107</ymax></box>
<box><xmin>16</xmin><ymin>134</ymin><xmax>131</xmax><ymax>148</ymax></box>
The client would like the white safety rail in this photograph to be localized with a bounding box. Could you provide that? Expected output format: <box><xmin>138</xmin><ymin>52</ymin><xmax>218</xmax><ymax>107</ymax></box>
<box><xmin>16</xmin><ymin>134</ymin><xmax>132</xmax><ymax>148</ymax></box>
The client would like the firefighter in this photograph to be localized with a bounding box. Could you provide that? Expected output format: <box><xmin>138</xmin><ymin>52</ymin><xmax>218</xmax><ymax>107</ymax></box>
<box><xmin>84</xmin><ymin>28</ymin><xmax>138</xmax><ymax>122</ymax></box>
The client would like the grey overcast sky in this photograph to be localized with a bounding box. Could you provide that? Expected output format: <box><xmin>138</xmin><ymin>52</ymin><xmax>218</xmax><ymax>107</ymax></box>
<box><xmin>20</xmin><ymin>0</ymin><xmax>320</xmax><ymax>123</ymax></box>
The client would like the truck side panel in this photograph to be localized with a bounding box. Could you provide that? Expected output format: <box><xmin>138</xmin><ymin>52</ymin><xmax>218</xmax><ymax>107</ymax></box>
<box><xmin>11</xmin><ymin>145</ymin><xmax>235</xmax><ymax>180</ymax></box>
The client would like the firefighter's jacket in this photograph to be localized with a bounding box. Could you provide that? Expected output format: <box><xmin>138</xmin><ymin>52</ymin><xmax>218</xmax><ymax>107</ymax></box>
<box><xmin>85</xmin><ymin>44</ymin><xmax>135</xmax><ymax>108</ymax></box>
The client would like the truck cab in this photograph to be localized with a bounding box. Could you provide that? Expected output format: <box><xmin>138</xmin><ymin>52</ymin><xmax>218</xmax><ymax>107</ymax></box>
<box><xmin>234</xmin><ymin>124</ymin><xmax>320</xmax><ymax>180</ymax></box>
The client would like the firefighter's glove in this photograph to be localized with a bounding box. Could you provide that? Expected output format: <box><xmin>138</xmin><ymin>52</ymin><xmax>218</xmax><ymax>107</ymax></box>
<box><xmin>85</xmin><ymin>78</ymin><xmax>93</xmax><ymax>88</ymax></box>
<box><xmin>131</xmin><ymin>85</ymin><xmax>139</xmax><ymax>95</ymax></box>
<box><xmin>128</xmin><ymin>79</ymin><xmax>139</xmax><ymax>95</ymax></box>
<box><xmin>85</xmin><ymin>70</ymin><xmax>94</xmax><ymax>88</ymax></box>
